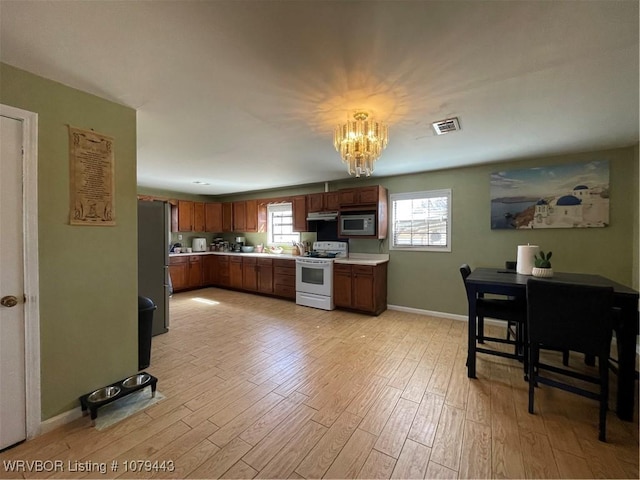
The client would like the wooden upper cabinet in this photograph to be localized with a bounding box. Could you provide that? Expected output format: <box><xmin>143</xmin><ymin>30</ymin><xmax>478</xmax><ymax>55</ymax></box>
<box><xmin>222</xmin><ymin>202</ymin><xmax>233</xmax><ymax>232</ymax></box>
<box><xmin>308</xmin><ymin>192</ymin><xmax>340</xmax><ymax>212</ymax></box>
<box><xmin>233</xmin><ymin>201</ymin><xmax>246</xmax><ymax>232</ymax></box>
<box><xmin>245</xmin><ymin>199</ymin><xmax>258</xmax><ymax>232</ymax></box>
<box><xmin>292</xmin><ymin>195</ymin><xmax>308</xmax><ymax>232</ymax></box>
<box><xmin>325</xmin><ymin>192</ymin><xmax>340</xmax><ymax>211</ymax></box>
<box><xmin>307</xmin><ymin>193</ymin><xmax>324</xmax><ymax>213</ymax></box>
<box><xmin>193</xmin><ymin>202</ymin><xmax>205</xmax><ymax>232</ymax></box>
<box><xmin>205</xmin><ymin>202</ymin><xmax>223</xmax><ymax>232</ymax></box>
<box><xmin>177</xmin><ymin>200</ymin><xmax>194</xmax><ymax>231</ymax></box>
<box><xmin>339</xmin><ymin>186</ymin><xmax>383</xmax><ymax>208</ymax></box>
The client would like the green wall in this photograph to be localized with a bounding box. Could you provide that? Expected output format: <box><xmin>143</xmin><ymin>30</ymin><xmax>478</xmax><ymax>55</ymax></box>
<box><xmin>1</xmin><ymin>63</ymin><xmax>138</xmax><ymax>419</ymax></box>
<box><xmin>215</xmin><ymin>146</ymin><xmax>638</xmax><ymax>316</ymax></box>
<box><xmin>368</xmin><ymin>147</ymin><xmax>638</xmax><ymax>315</ymax></box>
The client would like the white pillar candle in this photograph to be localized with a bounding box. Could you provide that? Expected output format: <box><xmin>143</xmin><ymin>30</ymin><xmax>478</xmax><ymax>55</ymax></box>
<box><xmin>516</xmin><ymin>244</ymin><xmax>540</xmax><ymax>275</ymax></box>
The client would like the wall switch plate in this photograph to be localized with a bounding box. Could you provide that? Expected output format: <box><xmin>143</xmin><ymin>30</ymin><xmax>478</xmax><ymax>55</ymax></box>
<box><xmin>178</xmin><ymin>234</ymin><xmax>182</xmax><ymax>240</ymax></box>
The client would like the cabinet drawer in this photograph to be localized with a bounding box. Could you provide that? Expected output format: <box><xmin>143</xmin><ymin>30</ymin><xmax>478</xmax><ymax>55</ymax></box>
<box><xmin>273</xmin><ymin>259</ymin><xmax>295</xmax><ymax>268</ymax></box>
<box><xmin>243</xmin><ymin>257</ymin><xmax>257</xmax><ymax>265</ymax></box>
<box><xmin>274</xmin><ymin>266</ymin><xmax>295</xmax><ymax>276</ymax></box>
<box><xmin>274</xmin><ymin>284</ymin><xmax>296</xmax><ymax>298</ymax></box>
<box><xmin>230</xmin><ymin>256</ymin><xmax>242</xmax><ymax>264</ymax></box>
<box><xmin>353</xmin><ymin>265</ymin><xmax>373</xmax><ymax>275</ymax></box>
<box><xmin>189</xmin><ymin>255</ymin><xmax>202</xmax><ymax>263</ymax></box>
<box><xmin>274</xmin><ymin>273</ymin><xmax>295</xmax><ymax>287</ymax></box>
<box><xmin>334</xmin><ymin>264</ymin><xmax>351</xmax><ymax>273</ymax></box>
<box><xmin>170</xmin><ymin>256</ymin><xmax>188</xmax><ymax>265</ymax></box>
<box><xmin>257</xmin><ymin>258</ymin><xmax>273</xmax><ymax>267</ymax></box>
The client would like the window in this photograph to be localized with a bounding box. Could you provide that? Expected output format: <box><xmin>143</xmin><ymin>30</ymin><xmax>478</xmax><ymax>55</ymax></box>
<box><xmin>267</xmin><ymin>202</ymin><xmax>300</xmax><ymax>245</ymax></box>
<box><xmin>390</xmin><ymin>189</ymin><xmax>451</xmax><ymax>252</ymax></box>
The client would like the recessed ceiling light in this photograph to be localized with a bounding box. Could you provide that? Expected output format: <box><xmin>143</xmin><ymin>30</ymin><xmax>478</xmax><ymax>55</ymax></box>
<box><xmin>192</xmin><ymin>180</ymin><xmax>210</xmax><ymax>185</ymax></box>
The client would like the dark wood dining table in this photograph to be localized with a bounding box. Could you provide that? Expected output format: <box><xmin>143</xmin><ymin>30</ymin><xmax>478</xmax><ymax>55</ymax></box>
<box><xmin>464</xmin><ymin>267</ymin><xmax>639</xmax><ymax>421</ymax></box>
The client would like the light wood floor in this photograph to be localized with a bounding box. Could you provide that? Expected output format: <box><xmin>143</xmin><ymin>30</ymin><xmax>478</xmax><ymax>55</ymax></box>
<box><xmin>2</xmin><ymin>287</ymin><xmax>638</xmax><ymax>479</ymax></box>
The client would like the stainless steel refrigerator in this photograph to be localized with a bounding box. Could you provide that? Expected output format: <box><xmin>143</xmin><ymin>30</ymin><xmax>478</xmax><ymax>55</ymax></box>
<box><xmin>138</xmin><ymin>200</ymin><xmax>170</xmax><ymax>336</ymax></box>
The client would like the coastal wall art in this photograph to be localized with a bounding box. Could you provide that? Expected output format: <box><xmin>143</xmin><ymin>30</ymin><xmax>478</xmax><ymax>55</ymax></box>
<box><xmin>490</xmin><ymin>160</ymin><xmax>609</xmax><ymax>229</ymax></box>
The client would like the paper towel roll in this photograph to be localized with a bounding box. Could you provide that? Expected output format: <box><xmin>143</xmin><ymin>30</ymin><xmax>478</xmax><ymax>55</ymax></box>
<box><xmin>516</xmin><ymin>245</ymin><xmax>539</xmax><ymax>275</ymax></box>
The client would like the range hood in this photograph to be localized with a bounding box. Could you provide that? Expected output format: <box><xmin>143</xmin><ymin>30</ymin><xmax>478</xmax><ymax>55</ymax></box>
<box><xmin>307</xmin><ymin>211</ymin><xmax>338</xmax><ymax>221</ymax></box>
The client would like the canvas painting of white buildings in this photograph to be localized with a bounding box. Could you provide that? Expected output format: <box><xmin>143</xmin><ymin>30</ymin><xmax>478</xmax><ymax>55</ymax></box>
<box><xmin>490</xmin><ymin>161</ymin><xmax>610</xmax><ymax>229</ymax></box>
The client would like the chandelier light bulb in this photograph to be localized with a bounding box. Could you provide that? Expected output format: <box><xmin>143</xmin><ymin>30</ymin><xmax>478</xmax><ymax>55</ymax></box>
<box><xmin>334</xmin><ymin>111</ymin><xmax>388</xmax><ymax>177</ymax></box>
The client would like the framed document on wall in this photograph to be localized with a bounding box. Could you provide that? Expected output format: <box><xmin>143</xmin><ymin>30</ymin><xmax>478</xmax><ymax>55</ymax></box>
<box><xmin>68</xmin><ymin>126</ymin><xmax>115</xmax><ymax>226</ymax></box>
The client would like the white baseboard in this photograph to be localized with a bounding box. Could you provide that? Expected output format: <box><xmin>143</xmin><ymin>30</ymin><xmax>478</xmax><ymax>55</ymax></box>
<box><xmin>39</xmin><ymin>406</ymin><xmax>83</xmax><ymax>435</ymax></box>
<box><xmin>386</xmin><ymin>304</ymin><xmax>639</xmax><ymax>354</ymax></box>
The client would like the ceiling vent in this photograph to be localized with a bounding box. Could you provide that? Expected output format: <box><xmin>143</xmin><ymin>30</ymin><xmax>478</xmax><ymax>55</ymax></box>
<box><xmin>432</xmin><ymin>117</ymin><xmax>461</xmax><ymax>135</ymax></box>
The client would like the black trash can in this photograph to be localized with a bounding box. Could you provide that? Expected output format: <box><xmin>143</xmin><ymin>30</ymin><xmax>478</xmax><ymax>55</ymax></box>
<box><xmin>138</xmin><ymin>296</ymin><xmax>156</xmax><ymax>370</ymax></box>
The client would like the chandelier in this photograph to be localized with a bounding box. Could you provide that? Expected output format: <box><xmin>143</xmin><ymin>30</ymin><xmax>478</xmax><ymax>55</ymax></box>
<box><xmin>333</xmin><ymin>111</ymin><xmax>388</xmax><ymax>177</ymax></box>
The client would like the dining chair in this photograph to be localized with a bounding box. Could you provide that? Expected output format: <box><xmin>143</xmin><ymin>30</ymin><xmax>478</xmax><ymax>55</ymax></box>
<box><xmin>460</xmin><ymin>264</ymin><xmax>527</xmax><ymax>371</ymax></box>
<box><xmin>526</xmin><ymin>279</ymin><xmax>614</xmax><ymax>442</ymax></box>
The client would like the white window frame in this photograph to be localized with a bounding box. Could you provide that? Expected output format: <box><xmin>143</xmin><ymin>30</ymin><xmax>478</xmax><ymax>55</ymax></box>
<box><xmin>267</xmin><ymin>202</ymin><xmax>300</xmax><ymax>246</ymax></box>
<box><xmin>390</xmin><ymin>189</ymin><xmax>452</xmax><ymax>252</ymax></box>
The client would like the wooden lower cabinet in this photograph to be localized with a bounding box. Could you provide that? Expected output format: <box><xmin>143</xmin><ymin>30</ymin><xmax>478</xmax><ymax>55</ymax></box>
<box><xmin>257</xmin><ymin>258</ymin><xmax>274</xmax><ymax>294</ymax></box>
<box><xmin>169</xmin><ymin>256</ymin><xmax>188</xmax><ymax>291</ymax></box>
<box><xmin>242</xmin><ymin>257</ymin><xmax>258</xmax><ymax>291</ymax></box>
<box><xmin>170</xmin><ymin>255</ymin><xmax>203</xmax><ymax>291</ymax></box>
<box><xmin>333</xmin><ymin>262</ymin><xmax>387</xmax><ymax>315</ymax></box>
<box><xmin>273</xmin><ymin>258</ymin><xmax>296</xmax><ymax>299</ymax></box>
<box><xmin>174</xmin><ymin>254</ymin><xmax>386</xmax><ymax>315</ymax></box>
<box><xmin>229</xmin><ymin>256</ymin><xmax>243</xmax><ymax>289</ymax></box>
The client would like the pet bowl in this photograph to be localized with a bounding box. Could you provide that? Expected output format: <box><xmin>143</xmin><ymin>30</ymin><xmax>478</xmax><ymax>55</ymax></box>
<box><xmin>122</xmin><ymin>373</ymin><xmax>152</xmax><ymax>388</ymax></box>
<box><xmin>87</xmin><ymin>386</ymin><xmax>121</xmax><ymax>403</ymax></box>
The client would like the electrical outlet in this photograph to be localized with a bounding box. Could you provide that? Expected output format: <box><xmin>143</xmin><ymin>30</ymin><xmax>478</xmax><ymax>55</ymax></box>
<box><xmin>178</xmin><ymin>234</ymin><xmax>182</xmax><ymax>240</ymax></box>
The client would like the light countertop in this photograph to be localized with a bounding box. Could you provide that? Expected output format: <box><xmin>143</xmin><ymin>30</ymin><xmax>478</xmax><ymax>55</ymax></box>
<box><xmin>335</xmin><ymin>253</ymin><xmax>390</xmax><ymax>265</ymax></box>
<box><xmin>169</xmin><ymin>251</ymin><xmax>390</xmax><ymax>265</ymax></box>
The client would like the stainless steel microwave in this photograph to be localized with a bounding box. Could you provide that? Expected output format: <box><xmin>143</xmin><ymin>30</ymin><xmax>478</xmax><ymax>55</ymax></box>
<box><xmin>340</xmin><ymin>213</ymin><xmax>375</xmax><ymax>236</ymax></box>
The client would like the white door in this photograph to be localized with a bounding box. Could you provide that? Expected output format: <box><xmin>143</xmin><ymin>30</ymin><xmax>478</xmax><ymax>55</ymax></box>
<box><xmin>0</xmin><ymin>115</ymin><xmax>27</xmax><ymax>449</ymax></box>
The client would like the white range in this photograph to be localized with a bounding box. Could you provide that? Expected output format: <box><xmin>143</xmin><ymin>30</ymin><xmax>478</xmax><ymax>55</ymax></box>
<box><xmin>295</xmin><ymin>241</ymin><xmax>348</xmax><ymax>311</ymax></box>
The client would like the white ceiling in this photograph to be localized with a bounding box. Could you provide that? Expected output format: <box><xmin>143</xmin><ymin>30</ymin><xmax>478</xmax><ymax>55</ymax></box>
<box><xmin>1</xmin><ymin>0</ymin><xmax>638</xmax><ymax>195</ymax></box>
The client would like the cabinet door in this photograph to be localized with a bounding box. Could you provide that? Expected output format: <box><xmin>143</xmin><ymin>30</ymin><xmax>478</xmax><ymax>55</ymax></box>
<box><xmin>338</xmin><ymin>189</ymin><xmax>357</xmax><ymax>207</ymax></box>
<box><xmin>357</xmin><ymin>187</ymin><xmax>379</xmax><ymax>204</ymax></box>
<box><xmin>325</xmin><ymin>192</ymin><xmax>340</xmax><ymax>211</ymax></box>
<box><xmin>292</xmin><ymin>195</ymin><xmax>308</xmax><ymax>232</ymax></box>
<box><xmin>203</xmin><ymin>255</ymin><xmax>217</xmax><ymax>285</ymax></box>
<box><xmin>245</xmin><ymin>199</ymin><xmax>258</xmax><ymax>232</ymax></box>
<box><xmin>188</xmin><ymin>256</ymin><xmax>203</xmax><ymax>287</ymax></box>
<box><xmin>333</xmin><ymin>264</ymin><xmax>353</xmax><ymax>308</ymax></box>
<box><xmin>193</xmin><ymin>202</ymin><xmax>205</xmax><ymax>232</ymax></box>
<box><xmin>218</xmin><ymin>256</ymin><xmax>230</xmax><ymax>286</ymax></box>
<box><xmin>169</xmin><ymin>263</ymin><xmax>188</xmax><ymax>291</ymax></box>
<box><xmin>307</xmin><ymin>193</ymin><xmax>324</xmax><ymax>213</ymax></box>
<box><xmin>233</xmin><ymin>201</ymin><xmax>246</xmax><ymax>232</ymax></box>
<box><xmin>205</xmin><ymin>203</ymin><xmax>223</xmax><ymax>232</ymax></box>
<box><xmin>352</xmin><ymin>266</ymin><xmax>375</xmax><ymax>312</ymax></box>
<box><xmin>229</xmin><ymin>257</ymin><xmax>243</xmax><ymax>288</ymax></box>
<box><xmin>242</xmin><ymin>257</ymin><xmax>258</xmax><ymax>291</ymax></box>
<box><xmin>177</xmin><ymin>200</ymin><xmax>193</xmax><ymax>231</ymax></box>
<box><xmin>257</xmin><ymin>258</ymin><xmax>273</xmax><ymax>293</ymax></box>
<box><xmin>222</xmin><ymin>203</ymin><xmax>233</xmax><ymax>232</ymax></box>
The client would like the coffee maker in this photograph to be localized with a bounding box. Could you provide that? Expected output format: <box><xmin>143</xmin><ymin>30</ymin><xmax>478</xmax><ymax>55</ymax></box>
<box><xmin>234</xmin><ymin>236</ymin><xmax>245</xmax><ymax>252</ymax></box>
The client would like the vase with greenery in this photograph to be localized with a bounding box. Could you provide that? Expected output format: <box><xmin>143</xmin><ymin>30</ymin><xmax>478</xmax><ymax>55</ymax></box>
<box><xmin>532</xmin><ymin>251</ymin><xmax>553</xmax><ymax>278</ymax></box>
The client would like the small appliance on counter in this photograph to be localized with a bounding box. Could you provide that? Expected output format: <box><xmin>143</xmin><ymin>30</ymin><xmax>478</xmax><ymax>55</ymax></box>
<box><xmin>234</xmin><ymin>236</ymin><xmax>246</xmax><ymax>252</ymax></box>
<box><xmin>192</xmin><ymin>238</ymin><xmax>207</xmax><ymax>252</ymax></box>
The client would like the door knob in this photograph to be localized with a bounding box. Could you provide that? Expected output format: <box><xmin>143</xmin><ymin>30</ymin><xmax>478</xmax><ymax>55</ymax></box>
<box><xmin>1</xmin><ymin>295</ymin><xmax>18</xmax><ymax>308</ymax></box>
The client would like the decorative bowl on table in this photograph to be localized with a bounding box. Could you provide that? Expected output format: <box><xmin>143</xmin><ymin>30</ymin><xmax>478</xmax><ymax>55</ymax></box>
<box><xmin>241</xmin><ymin>246</ymin><xmax>255</xmax><ymax>253</ymax></box>
<box><xmin>269</xmin><ymin>246</ymin><xmax>283</xmax><ymax>254</ymax></box>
